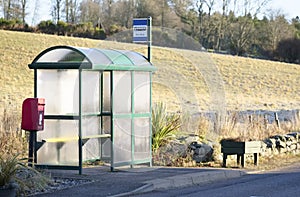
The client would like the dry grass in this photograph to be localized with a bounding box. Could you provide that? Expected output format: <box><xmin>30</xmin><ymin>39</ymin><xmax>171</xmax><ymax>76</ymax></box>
<box><xmin>1</xmin><ymin>29</ymin><xmax>300</xmax><ymax>115</ymax></box>
<box><xmin>1</xmin><ymin>29</ymin><xmax>300</xmax><ymax>169</ymax></box>
<box><xmin>212</xmin><ymin>54</ymin><xmax>300</xmax><ymax>111</ymax></box>
<box><xmin>0</xmin><ymin>109</ymin><xmax>27</xmax><ymax>158</ymax></box>
<box><xmin>223</xmin><ymin>153</ymin><xmax>300</xmax><ymax>171</ymax></box>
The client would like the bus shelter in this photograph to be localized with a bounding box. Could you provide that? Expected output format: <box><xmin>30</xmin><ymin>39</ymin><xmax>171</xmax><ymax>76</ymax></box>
<box><xmin>28</xmin><ymin>45</ymin><xmax>155</xmax><ymax>173</ymax></box>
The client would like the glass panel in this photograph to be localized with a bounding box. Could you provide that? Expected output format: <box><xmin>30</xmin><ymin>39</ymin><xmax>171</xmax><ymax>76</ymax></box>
<box><xmin>37</xmin><ymin>70</ymin><xmax>79</xmax><ymax>115</ymax></box>
<box><xmin>124</xmin><ymin>51</ymin><xmax>152</xmax><ymax>66</ymax></box>
<box><xmin>134</xmin><ymin>118</ymin><xmax>150</xmax><ymax>160</ymax></box>
<box><xmin>36</xmin><ymin>48</ymin><xmax>86</xmax><ymax>62</ymax></box>
<box><xmin>82</xmin><ymin>116</ymin><xmax>101</xmax><ymax>161</ymax></box>
<box><xmin>83</xmin><ymin>138</ymin><xmax>101</xmax><ymax>161</ymax></box>
<box><xmin>82</xmin><ymin>116</ymin><xmax>100</xmax><ymax>136</ymax></box>
<box><xmin>101</xmin><ymin>139</ymin><xmax>111</xmax><ymax>158</ymax></box>
<box><xmin>102</xmin><ymin>116</ymin><xmax>111</xmax><ymax>135</ymax></box>
<box><xmin>101</xmin><ymin>116</ymin><xmax>111</xmax><ymax>158</ymax></box>
<box><xmin>113</xmin><ymin>118</ymin><xmax>131</xmax><ymax>163</ymax></box>
<box><xmin>103</xmin><ymin>72</ymin><xmax>111</xmax><ymax>112</ymax></box>
<box><xmin>113</xmin><ymin>71</ymin><xmax>131</xmax><ymax>114</ymax></box>
<box><xmin>80</xmin><ymin>48</ymin><xmax>112</xmax><ymax>65</ymax></box>
<box><xmin>100</xmin><ymin>50</ymin><xmax>132</xmax><ymax>65</ymax></box>
<box><xmin>134</xmin><ymin>72</ymin><xmax>150</xmax><ymax>113</ymax></box>
<box><xmin>37</xmin><ymin>119</ymin><xmax>79</xmax><ymax>165</ymax></box>
<box><xmin>82</xmin><ymin>71</ymin><xmax>100</xmax><ymax>114</ymax></box>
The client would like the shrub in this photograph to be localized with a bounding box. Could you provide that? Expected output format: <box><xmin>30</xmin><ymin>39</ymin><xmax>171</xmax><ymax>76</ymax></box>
<box><xmin>57</xmin><ymin>20</ymin><xmax>68</xmax><ymax>35</ymax></box>
<box><xmin>0</xmin><ymin>154</ymin><xmax>19</xmax><ymax>187</ymax></box>
<box><xmin>276</xmin><ymin>38</ymin><xmax>300</xmax><ymax>63</ymax></box>
<box><xmin>93</xmin><ymin>27</ymin><xmax>106</xmax><ymax>39</ymax></box>
<box><xmin>152</xmin><ymin>102</ymin><xmax>181</xmax><ymax>152</ymax></box>
<box><xmin>0</xmin><ymin>109</ymin><xmax>51</xmax><ymax>195</ymax></box>
<box><xmin>37</xmin><ymin>20</ymin><xmax>57</xmax><ymax>34</ymax></box>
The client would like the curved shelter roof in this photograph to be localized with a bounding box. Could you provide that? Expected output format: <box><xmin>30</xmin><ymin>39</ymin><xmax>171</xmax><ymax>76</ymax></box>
<box><xmin>29</xmin><ymin>45</ymin><xmax>155</xmax><ymax>71</ymax></box>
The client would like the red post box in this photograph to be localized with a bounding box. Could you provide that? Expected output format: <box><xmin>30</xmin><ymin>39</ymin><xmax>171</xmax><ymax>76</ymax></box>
<box><xmin>21</xmin><ymin>98</ymin><xmax>45</xmax><ymax>131</ymax></box>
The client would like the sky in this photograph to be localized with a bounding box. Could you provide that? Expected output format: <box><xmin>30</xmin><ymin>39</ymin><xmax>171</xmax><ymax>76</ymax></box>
<box><xmin>268</xmin><ymin>0</ymin><xmax>300</xmax><ymax>19</ymax></box>
<box><xmin>25</xmin><ymin>0</ymin><xmax>300</xmax><ymax>26</ymax></box>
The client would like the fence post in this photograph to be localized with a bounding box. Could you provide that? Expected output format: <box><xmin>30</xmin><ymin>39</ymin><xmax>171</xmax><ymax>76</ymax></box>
<box><xmin>274</xmin><ymin>112</ymin><xmax>280</xmax><ymax>129</ymax></box>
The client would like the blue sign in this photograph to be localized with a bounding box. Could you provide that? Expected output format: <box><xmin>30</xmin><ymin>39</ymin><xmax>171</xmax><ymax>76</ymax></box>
<box><xmin>133</xmin><ymin>18</ymin><xmax>148</xmax><ymax>43</ymax></box>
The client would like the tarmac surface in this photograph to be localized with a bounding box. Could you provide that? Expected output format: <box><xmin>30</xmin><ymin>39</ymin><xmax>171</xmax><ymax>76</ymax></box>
<box><xmin>34</xmin><ymin>165</ymin><xmax>246</xmax><ymax>197</ymax></box>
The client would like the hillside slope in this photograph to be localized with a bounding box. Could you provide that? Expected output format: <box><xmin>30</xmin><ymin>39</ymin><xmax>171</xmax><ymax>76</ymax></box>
<box><xmin>0</xmin><ymin>30</ymin><xmax>299</xmax><ymax>115</ymax></box>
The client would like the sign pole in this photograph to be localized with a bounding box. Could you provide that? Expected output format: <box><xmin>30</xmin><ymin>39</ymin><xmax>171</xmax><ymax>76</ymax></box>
<box><xmin>133</xmin><ymin>17</ymin><xmax>152</xmax><ymax>62</ymax></box>
<box><xmin>147</xmin><ymin>16</ymin><xmax>152</xmax><ymax>62</ymax></box>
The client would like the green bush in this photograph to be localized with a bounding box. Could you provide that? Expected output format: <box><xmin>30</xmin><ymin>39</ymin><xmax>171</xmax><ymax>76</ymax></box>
<box><xmin>0</xmin><ymin>18</ymin><xmax>22</xmax><ymax>30</ymax></box>
<box><xmin>37</xmin><ymin>20</ymin><xmax>57</xmax><ymax>34</ymax></box>
<box><xmin>57</xmin><ymin>20</ymin><xmax>68</xmax><ymax>35</ymax></box>
<box><xmin>93</xmin><ymin>27</ymin><xmax>106</xmax><ymax>39</ymax></box>
<box><xmin>152</xmin><ymin>102</ymin><xmax>181</xmax><ymax>152</ymax></box>
<box><xmin>0</xmin><ymin>154</ymin><xmax>19</xmax><ymax>187</ymax></box>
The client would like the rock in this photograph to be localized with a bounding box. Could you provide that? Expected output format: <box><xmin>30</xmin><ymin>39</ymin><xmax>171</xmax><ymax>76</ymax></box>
<box><xmin>189</xmin><ymin>142</ymin><xmax>213</xmax><ymax>163</ymax></box>
<box><xmin>288</xmin><ymin>132</ymin><xmax>300</xmax><ymax>141</ymax></box>
<box><xmin>264</xmin><ymin>138</ymin><xmax>275</xmax><ymax>149</ymax></box>
<box><xmin>289</xmin><ymin>144</ymin><xmax>297</xmax><ymax>151</ymax></box>
<box><xmin>185</xmin><ymin>135</ymin><xmax>200</xmax><ymax>144</ymax></box>
<box><xmin>273</xmin><ymin>137</ymin><xmax>286</xmax><ymax>148</ymax></box>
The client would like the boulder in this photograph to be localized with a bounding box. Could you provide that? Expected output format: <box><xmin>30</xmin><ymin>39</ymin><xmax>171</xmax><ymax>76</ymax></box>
<box><xmin>189</xmin><ymin>142</ymin><xmax>213</xmax><ymax>163</ymax></box>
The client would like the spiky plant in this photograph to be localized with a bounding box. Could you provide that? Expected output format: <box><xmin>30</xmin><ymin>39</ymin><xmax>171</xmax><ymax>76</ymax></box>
<box><xmin>0</xmin><ymin>154</ymin><xmax>19</xmax><ymax>188</ymax></box>
<box><xmin>152</xmin><ymin>102</ymin><xmax>181</xmax><ymax>152</ymax></box>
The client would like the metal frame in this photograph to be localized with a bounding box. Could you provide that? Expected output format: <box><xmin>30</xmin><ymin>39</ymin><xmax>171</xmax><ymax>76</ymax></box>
<box><xmin>110</xmin><ymin>71</ymin><xmax>152</xmax><ymax>171</ymax></box>
<box><xmin>29</xmin><ymin>46</ymin><xmax>155</xmax><ymax>174</ymax></box>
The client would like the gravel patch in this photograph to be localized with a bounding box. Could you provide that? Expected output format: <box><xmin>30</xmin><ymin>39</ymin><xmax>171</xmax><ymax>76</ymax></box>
<box><xmin>15</xmin><ymin>166</ymin><xmax>94</xmax><ymax>196</ymax></box>
<box><xmin>26</xmin><ymin>177</ymin><xmax>94</xmax><ymax>196</ymax></box>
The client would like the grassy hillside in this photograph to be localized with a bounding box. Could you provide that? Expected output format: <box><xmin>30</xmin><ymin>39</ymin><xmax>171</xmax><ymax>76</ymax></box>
<box><xmin>0</xmin><ymin>30</ymin><xmax>299</xmax><ymax>116</ymax></box>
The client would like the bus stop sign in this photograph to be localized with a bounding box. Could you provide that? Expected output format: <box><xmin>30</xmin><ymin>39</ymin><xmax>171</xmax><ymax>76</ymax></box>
<box><xmin>133</xmin><ymin>18</ymin><xmax>148</xmax><ymax>43</ymax></box>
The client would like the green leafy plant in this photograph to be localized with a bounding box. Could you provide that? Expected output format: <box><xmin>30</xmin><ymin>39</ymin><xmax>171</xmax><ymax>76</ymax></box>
<box><xmin>0</xmin><ymin>110</ymin><xmax>51</xmax><ymax>195</ymax></box>
<box><xmin>152</xmin><ymin>102</ymin><xmax>181</xmax><ymax>152</ymax></box>
<box><xmin>0</xmin><ymin>154</ymin><xmax>19</xmax><ymax>188</ymax></box>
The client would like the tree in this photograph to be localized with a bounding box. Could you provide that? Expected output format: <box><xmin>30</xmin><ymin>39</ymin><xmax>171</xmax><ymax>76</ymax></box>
<box><xmin>135</xmin><ymin>0</ymin><xmax>161</xmax><ymax>24</ymax></box>
<box><xmin>225</xmin><ymin>0</ymin><xmax>271</xmax><ymax>55</ymax></box>
<box><xmin>276</xmin><ymin>38</ymin><xmax>300</xmax><ymax>63</ymax></box>
<box><xmin>64</xmin><ymin>0</ymin><xmax>79</xmax><ymax>23</ymax></box>
<box><xmin>251</xmin><ymin>16</ymin><xmax>272</xmax><ymax>57</ymax></box>
<box><xmin>31</xmin><ymin>0</ymin><xmax>40</xmax><ymax>25</ymax></box>
<box><xmin>79</xmin><ymin>0</ymin><xmax>100</xmax><ymax>24</ymax></box>
<box><xmin>171</xmin><ymin>0</ymin><xmax>199</xmax><ymax>37</ymax></box>
<box><xmin>1</xmin><ymin>0</ymin><xmax>21</xmax><ymax>20</ymax></box>
<box><xmin>228</xmin><ymin>14</ymin><xmax>255</xmax><ymax>55</ymax></box>
<box><xmin>51</xmin><ymin>0</ymin><xmax>63</xmax><ymax>23</ymax></box>
<box><xmin>20</xmin><ymin>0</ymin><xmax>27</xmax><ymax>25</ymax></box>
<box><xmin>268</xmin><ymin>13</ymin><xmax>294</xmax><ymax>52</ymax></box>
<box><xmin>113</xmin><ymin>0</ymin><xmax>136</xmax><ymax>28</ymax></box>
<box><xmin>204</xmin><ymin>0</ymin><xmax>215</xmax><ymax>17</ymax></box>
<box><xmin>292</xmin><ymin>16</ymin><xmax>300</xmax><ymax>39</ymax></box>
<box><xmin>215</xmin><ymin>0</ymin><xmax>230</xmax><ymax>51</ymax></box>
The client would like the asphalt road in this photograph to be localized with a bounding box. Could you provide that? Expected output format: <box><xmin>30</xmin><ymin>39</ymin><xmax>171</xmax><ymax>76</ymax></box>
<box><xmin>136</xmin><ymin>164</ymin><xmax>300</xmax><ymax>197</ymax></box>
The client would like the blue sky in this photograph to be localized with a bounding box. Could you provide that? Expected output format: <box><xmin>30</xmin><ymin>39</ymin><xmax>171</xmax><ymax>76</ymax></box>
<box><xmin>25</xmin><ymin>0</ymin><xmax>299</xmax><ymax>26</ymax></box>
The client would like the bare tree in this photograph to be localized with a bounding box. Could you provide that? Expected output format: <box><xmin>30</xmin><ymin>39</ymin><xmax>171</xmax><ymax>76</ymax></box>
<box><xmin>171</xmin><ymin>0</ymin><xmax>198</xmax><ymax>37</ymax></box>
<box><xmin>31</xmin><ymin>0</ymin><xmax>40</xmax><ymax>25</ymax></box>
<box><xmin>114</xmin><ymin>0</ymin><xmax>136</xmax><ymax>28</ymax></box>
<box><xmin>64</xmin><ymin>0</ymin><xmax>79</xmax><ymax>23</ymax></box>
<box><xmin>1</xmin><ymin>0</ymin><xmax>20</xmax><ymax>20</ymax></box>
<box><xmin>79</xmin><ymin>0</ymin><xmax>100</xmax><ymax>24</ymax></box>
<box><xmin>51</xmin><ymin>0</ymin><xmax>63</xmax><ymax>23</ymax></box>
<box><xmin>268</xmin><ymin>11</ymin><xmax>295</xmax><ymax>52</ymax></box>
<box><xmin>20</xmin><ymin>0</ymin><xmax>27</xmax><ymax>25</ymax></box>
<box><xmin>65</xmin><ymin>0</ymin><xmax>69</xmax><ymax>22</ymax></box>
<box><xmin>215</xmin><ymin>0</ymin><xmax>229</xmax><ymax>50</ymax></box>
<box><xmin>204</xmin><ymin>0</ymin><xmax>215</xmax><ymax>17</ymax></box>
<box><xmin>1</xmin><ymin>0</ymin><xmax>11</xmax><ymax>20</ymax></box>
<box><xmin>225</xmin><ymin>0</ymin><xmax>271</xmax><ymax>54</ymax></box>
